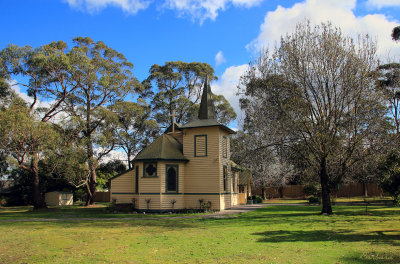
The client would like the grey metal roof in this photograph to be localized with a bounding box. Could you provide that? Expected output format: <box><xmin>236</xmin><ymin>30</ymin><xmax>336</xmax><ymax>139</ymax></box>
<box><xmin>134</xmin><ymin>134</ymin><xmax>188</xmax><ymax>161</ymax></box>
<box><xmin>180</xmin><ymin>119</ymin><xmax>235</xmax><ymax>134</ymax></box>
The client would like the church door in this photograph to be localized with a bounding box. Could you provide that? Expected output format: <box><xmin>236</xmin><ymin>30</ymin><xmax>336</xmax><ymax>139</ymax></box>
<box><xmin>166</xmin><ymin>165</ymin><xmax>178</xmax><ymax>192</ymax></box>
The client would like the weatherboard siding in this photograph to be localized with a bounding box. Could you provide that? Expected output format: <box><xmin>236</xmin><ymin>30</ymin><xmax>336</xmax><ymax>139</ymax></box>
<box><xmin>138</xmin><ymin>195</ymin><xmax>161</xmax><ymax>210</ymax></box>
<box><xmin>183</xmin><ymin>127</ymin><xmax>221</xmax><ymax>194</ymax></box>
<box><xmin>183</xmin><ymin>195</ymin><xmax>221</xmax><ymax>210</ymax></box>
<box><xmin>139</xmin><ymin>161</ymin><xmax>161</xmax><ymax>193</ymax></box>
<box><xmin>161</xmin><ymin>195</ymin><xmax>184</xmax><ymax>210</ymax></box>
<box><xmin>219</xmin><ymin>129</ymin><xmax>232</xmax><ymax>194</ymax></box>
<box><xmin>110</xmin><ymin>169</ymin><xmax>136</xmax><ymax>204</ymax></box>
<box><xmin>111</xmin><ymin>125</ymin><xmax>237</xmax><ymax>210</ymax></box>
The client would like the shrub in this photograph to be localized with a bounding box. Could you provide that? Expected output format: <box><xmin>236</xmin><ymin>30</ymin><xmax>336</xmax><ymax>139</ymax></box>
<box><xmin>308</xmin><ymin>196</ymin><xmax>320</xmax><ymax>204</ymax></box>
<box><xmin>379</xmin><ymin>151</ymin><xmax>400</xmax><ymax>205</ymax></box>
<box><xmin>303</xmin><ymin>184</ymin><xmax>320</xmax><ymax>197</ymax></box>
<box><xmin>255</xmin><ymin>196</ymin><xmax>263</xmax><ymax>203</ymax></box>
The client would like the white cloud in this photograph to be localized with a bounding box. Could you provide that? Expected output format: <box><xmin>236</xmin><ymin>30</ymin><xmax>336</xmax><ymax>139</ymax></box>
<box><xmin>215</xmin><ymin>51</ymin><xmax>226</xmax><ymax>66</ymax></box>
<box><xmin>163</xmin><ymin>0</ymin><xmax>264</xmax><ymax>23</ymax></box>
<box><xmin>249</xmin><ymin>0</ymin><xmax>400</xmax><ymax>60</ymax></box>
<box><xmin>99</xmin><ymin>149</ymin><xmax>127</xmax><ymax>164</ymax></box>
<box><xmin>63</xmin><ymin>0</ymin><xmax>151</xmax><ymax>14</ymax></box>
<box><xmin>11</xmin><ymin>82</ymin><xmax>36</xmax><ymax>106</ymax></box>
<box><xmin>366</xmin><ymin>0</ymin><xmax>400</xmax><ymax>9</ymax></box>
<box><xmin>63</xmin><ymin>0</ymin><xmax>264</xmax><ymax>22</ymax></box>
<box><xmin>212</xmin><ymin>64</ymin><xmax>248</xmax><ymax>122</ymax></box>
<box><xmin>9</xmin><ymin>81</ymin><xmax>69</xmax><ymax>123</ymax></box>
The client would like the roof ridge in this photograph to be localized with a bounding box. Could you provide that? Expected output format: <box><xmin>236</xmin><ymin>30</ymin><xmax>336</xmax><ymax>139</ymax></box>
<box><xmin>160</xmin><ymin>134</ymin><xmax>168</xmax><ymax>158</ymax></box>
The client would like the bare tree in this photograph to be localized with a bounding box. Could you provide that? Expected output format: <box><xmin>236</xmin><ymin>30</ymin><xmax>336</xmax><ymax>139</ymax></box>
<box><xmin>239</xmin><ymin>21</ymin><xmax>384</xmax><ymax>214</ymax></box>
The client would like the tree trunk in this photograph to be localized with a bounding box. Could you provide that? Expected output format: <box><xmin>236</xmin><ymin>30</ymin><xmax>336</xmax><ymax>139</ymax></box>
<box><xmin>85</xmin><ymin>125</ymin><xmax>97</xmax><ymax>205</ymax></box>
<box><xmin>278</xmin><ymin>186</ymin><xmax>284</xmax><ymax>198</ymax></box>
<box><xmin>85</xmin><ymin>166</ymin><xmax>97</xmax><ymax>205</ymax></box>
<box><xmin>85</xmin><ymin>99</ymin><xmax>97</xmax><ymax>206</ymax></box>
<box><xmin>127</xmin><ymin>150</ymin><xmax>132</xmax><ymax>169</ymax></box>
<box><xmin>31</xmin><ymin>153</ymin><xmax>46</xmax><ymax>209</ymax></box>
<box><xmin>86</xmin><ymin>147</ymin><xmax>97</xmax><ymax>206</ymax></box>
<box><xmin>319</xmin><ymin>156</ymin><xmax>332</xmax><ymax>215</ymax></box>
<box><xmin>363</xmin><ymin>183</ymin><xmax>368</xmax><ymax>197</ymax></box>
<box><xmin>261</xmin><ymin>186</ymin><xmax>266</xmax><ymax>199</ymax></box>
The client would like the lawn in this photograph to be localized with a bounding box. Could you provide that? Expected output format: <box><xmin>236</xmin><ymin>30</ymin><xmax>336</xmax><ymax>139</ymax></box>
<box><xmin>0</xmin><ymin>205</ymin><xmax>399</xmax><ymax>263</ymax></box>
<box><xmin>0</xmin><ymin>203</ymin><xmax>207</xmax><ymax>220</ymax></box>
<box><xmin>264</xmin><ymin>196</ymin><xmax>394</xmax><ymax>205</ymax></box>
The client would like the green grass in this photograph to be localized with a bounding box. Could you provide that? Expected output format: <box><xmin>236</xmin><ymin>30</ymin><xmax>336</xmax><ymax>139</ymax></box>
<box><xmin>264</xmin><ymin>198</ymin><xmax>308</xmax><ymax>204</ymax></box>
<box><xmin>0</xmin><ymin>205</ymin><xmax>399</xmax><ymax>263</ymax></box>
<box><xmin>0</xmin><ymin>203</ymin><xmax>206</xmax><ymax>220</ymax></box>
<box><xmin>264</xmin><ymin>197</ymin><xmax>393</xmax><ymax>205</ymax></box>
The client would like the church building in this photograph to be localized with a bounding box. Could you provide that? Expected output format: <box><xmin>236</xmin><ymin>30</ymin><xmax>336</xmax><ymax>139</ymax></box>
<box><xmin>110</xmin><ymin>81</ymin><xmax>252</xmax><ymax>211</ymax></box>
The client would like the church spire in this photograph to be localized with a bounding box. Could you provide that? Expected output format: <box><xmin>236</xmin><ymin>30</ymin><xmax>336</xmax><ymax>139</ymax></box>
<box><xmin>198</xmin><ymin>76</ymin><xmax>216</xmax><ymax>120</ymax></box>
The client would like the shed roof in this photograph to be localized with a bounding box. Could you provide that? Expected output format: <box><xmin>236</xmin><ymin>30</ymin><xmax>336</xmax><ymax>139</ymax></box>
<box><xmin>134</xmin><ymin>134</ymin><xmax>188</xmax><ymax>161</ymax></box>
<box><xmin>239</xmin><ymin>168</ymin><xmax>252</xmax><ymax>185</ymax></box>
<box><xmin>230</xmin><ymin>160</ymin><xmax>242</xmax><ymax>171</ymax></box>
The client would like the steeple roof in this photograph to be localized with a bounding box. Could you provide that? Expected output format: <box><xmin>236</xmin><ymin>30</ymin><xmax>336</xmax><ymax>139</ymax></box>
<box><xmin>180</xmin><ymin>77</ymin><xmax>235</xmax><ymax>134</ymax></box>
<box><xmin>198</xmin><ymin>77</ymin><xmax>216</xmax><ymax>120</ymax></box>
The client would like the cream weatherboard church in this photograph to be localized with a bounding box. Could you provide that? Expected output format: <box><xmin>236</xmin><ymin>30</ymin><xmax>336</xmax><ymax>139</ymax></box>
<box><xmin>110</xmin><ymin>81</ymin><xmax>252</xmax><ymax>211</ymax></box>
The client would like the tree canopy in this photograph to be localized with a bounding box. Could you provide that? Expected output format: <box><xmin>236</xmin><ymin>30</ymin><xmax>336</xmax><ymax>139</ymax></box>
<box><xmin>239</xmin><ymin>21</ymin><xmax>384</xmax><ymax>214</ymax></box>
<box><xmin>145</xmin><ymin>61</ymin><xmax>236</xmax><ymax>127</ymax></box>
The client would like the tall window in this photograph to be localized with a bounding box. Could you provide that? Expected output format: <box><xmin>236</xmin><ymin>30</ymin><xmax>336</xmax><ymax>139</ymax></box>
<box><xmin>135</xmin><ymin>166</ymin><xmax>139</xmax><ymax>193</ymax></box>
<box><xmin>223</xmin><ymin>165</ymin><xmax>228</xmax><ymax>192</ymax></box>
<box><xmin>166</xmin><ymin>165</ymin><xmax>178</xmax><ymax>192</ymax></box>
<box><xmin>222</xmin><ymin>136</ymin><xmax>228</xmax><ymax>158</ymax></box>
<box><xmin>232</xmin><ymin>172</ymin><xmax>236</xmax><ymax>193</ymax></box>
<box><xmin>194</xmin><ymin>135</ymin><xmax>207</xmax><ymax>157</ymax></box>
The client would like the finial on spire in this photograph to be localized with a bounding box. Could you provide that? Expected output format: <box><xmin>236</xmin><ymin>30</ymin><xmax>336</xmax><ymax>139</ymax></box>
<box><xmin>198</xmin><ymin>76</ymin><xmax>216</xmax><ymax>120</ymax></box>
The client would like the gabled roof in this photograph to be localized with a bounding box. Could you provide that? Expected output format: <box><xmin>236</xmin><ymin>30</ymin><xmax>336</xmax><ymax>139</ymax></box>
<box><xmin>134</xmin><ymin>134</ymin><xmax>188</xmax><ymax>161</ymax></box>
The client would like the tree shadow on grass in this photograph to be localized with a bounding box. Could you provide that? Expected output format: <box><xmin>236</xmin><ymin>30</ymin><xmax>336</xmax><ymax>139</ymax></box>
<box><xmin>253</xmin><ymin>229</ymin><xmax>400</xmax><ymax>247</ymax></box>
<box><xmin>340</xmin><ymin>252</ymin><xmax>400</xmax><ymax>264</ymax></box>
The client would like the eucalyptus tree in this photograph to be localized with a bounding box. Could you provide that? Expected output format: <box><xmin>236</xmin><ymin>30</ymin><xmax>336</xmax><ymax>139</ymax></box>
<box><xmin>62</xmin><ymin>37</ymin><xmax>140</xmax><ymax>205</ymax></box>
<box><xmin>112</xmin><ymin>100</ymin><xmax>159</xmax><ymax>169</ymax></box>
<box><xmin>145</xmin><ymin>61</ymin><xmax>216</xmax><ymax>127</ymax></box>
<box><xmin>188</xmin><ymin>94</ymin><xmax>237</xmax><ymax>126</ymax></box>
<box><xmin>0</xmin><ymin>37</ymin><xmax>140</xmax><ymax>205</ymax></box>
<box><xmin>0</xmin><ymin>97</ymin><xmax>59</xmax><ymax>208</ymax></box>
<box><xmin>0</xmin><ymin>41</ymin><xmax>79</xmax><ymax>208</ymax></box>
<box><xmin>239</xmin><ymin>21</ymin><xmax>384</xmax><ymax>214</ymax></box>
<box><xmin>376</xmin><ymin>63</ymin><xmax>400</xmax><ymax>141</ymax></box>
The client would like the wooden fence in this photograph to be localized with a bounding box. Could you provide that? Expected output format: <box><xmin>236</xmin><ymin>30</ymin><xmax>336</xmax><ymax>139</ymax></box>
<box><xmin>253</xmin><ymin>183</ymin><xmax>384</xmax><ymax>198</ymax></box>
<box><xmin>93</xmin><ymin>192</ymin><xmax>110</xmax><ymax>203</ymax></box>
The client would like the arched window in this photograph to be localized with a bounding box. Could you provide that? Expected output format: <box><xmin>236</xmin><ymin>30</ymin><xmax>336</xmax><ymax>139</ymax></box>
<box><xmin>166</xmin><ymin>165</ymin><xmax>178</xmax><ymax>192</ymax></box>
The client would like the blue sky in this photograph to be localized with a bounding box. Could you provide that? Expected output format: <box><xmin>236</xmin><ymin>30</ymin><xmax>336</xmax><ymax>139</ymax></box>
<box><xmin>1</xmin><ymin>0</ymin><xmax>400</xmax><ymax>125</ymax></box>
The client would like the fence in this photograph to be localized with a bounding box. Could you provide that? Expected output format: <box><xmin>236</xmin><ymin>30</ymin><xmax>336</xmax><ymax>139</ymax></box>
<box><xmin>253</xmin><ymin>183</ymin><xmax>384</xmax><ymax>198</ymax></box>
<box><xmin>93</xmin><ymin>192</ymin><xmax>110</xmax><ymax>203</ymax></box>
